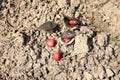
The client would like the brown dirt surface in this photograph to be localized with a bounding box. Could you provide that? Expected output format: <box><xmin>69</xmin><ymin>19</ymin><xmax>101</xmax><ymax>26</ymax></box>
<box><xmin>0</xmin><ymin>0</ymin><xmax>120</xmax><ymax>80</ymax></box>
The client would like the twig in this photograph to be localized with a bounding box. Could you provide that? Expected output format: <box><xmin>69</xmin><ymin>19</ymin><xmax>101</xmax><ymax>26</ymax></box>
<box><xmin>6</xmin><ymin>19</ymin><xmax>15</xmax><ymax>28</ymax></box>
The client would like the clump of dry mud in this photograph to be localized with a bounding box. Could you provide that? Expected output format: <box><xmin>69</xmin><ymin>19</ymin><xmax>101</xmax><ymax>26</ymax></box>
<box><xmin>0</xmin><ymin>0</ymin><xmax>120</xmax><ymax>80</ymax></box>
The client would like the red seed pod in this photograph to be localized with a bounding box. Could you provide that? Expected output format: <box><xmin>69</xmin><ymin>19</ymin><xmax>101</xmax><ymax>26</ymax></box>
<box><xmin>68</xmin><ymin>20</ymin><xmax>76</xmax><ymax>26</ymax></box>
<box><xmin>52</xmin><ymin>52</ymin><xmax>60</xmax><ymax>61</ymax></box>
<box><xmin>45</xmin><ymin>38</ymin><xmax>55</xmax><ymax>47</ymax></box>
<box><xmin>63</xmin><ymin>14</ymin><xmax>79</xmax><ymax>27</ymax></box>
<box><xmin>63</xmin><ymin>37</ymin><xmax>72</xmax><ymax>43</ymax></box>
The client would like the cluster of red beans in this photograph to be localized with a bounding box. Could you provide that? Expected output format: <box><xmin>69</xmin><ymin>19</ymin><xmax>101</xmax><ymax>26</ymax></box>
<box><xmin>45</xmin><ymin>18</ymin><xmax>77</xmax><ymax>61</ymax></box>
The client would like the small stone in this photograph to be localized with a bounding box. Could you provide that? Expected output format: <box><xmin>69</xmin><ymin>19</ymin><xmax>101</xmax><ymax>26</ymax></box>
<box><xmin>77</xmin><ymin>77</ymin><xmax>82</xmax><ymax>80</ymax></box>
<box><xmin>75</xmin><ymin>11</ymin><xmax>80</xmax><ymax>18</ymax></box>
<box><xmin>71</xmin><ymin>71</ymin><xmax>80</xmax><ymax>79</ymax></box>
<box><xmin>55</xmin><ymin>72</ymin><xmax>67</xmax><ymax>80</ymax></box>
<box><xmin>114</xmin><ymin>75</ymin><xmax>120</xmax><ymax>80</ymax></box>
<box><xmin>84</xmin><ymin>71</ymin><xmax>93</xmax><ymax>80</ymax></box>
<box><xmin>12</xmin><ymin>32</ymin><xmax>25</xmax><ymax>46</ymax></box>
<box><xmin>70</xmin><ymin>0</ymin><xmax>80</xmax><ymax>7</ymax></box>
<box><xmin>79</xmin><ymin>58</ymin><xmax>87</xmax><ymax>68</ymax></box>
<box><xmin>97</xmin><ymin>32</ymin><xmax>108</xmax><ymax>47</ymax></box>
<box><xmin>105</xmin><ymin>46</ymin><xmax>113</xmax><ymax>56</ymax></box>
<box><xmin>80</xmin><ymin>26</ymin><xmax>94</xmax><ymax>38</ymax></box>
<box><xmin>105</xmin><ymin>68</ymin><xmax>114</xmax><ymax>78</ymax></box>
<box><xmin>99</xmin><ymin>68</ymin><xmax>106</xmax><ymax>79</ymax></box>
<box><xmin>56</xmin><ymin>14</ymin><xmax>61</xmax><ymax>21</ymax></box>
<box><xmin>57</xmin><ymin>0</ymin><xmax>67</xmax><ymax>8</ymax></box>
<box><xmin>74</xmin><ymin>34</ymin><xmax>90</xmax><ymax>54</ymax></box>
<box><xmin>92</xmin><ymin>65</ymin><xmax>105</xmax><ymax>79</ymax></box>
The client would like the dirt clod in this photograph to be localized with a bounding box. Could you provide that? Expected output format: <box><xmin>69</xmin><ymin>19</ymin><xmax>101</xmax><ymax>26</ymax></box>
<box><xmin>0</xmin><ymin>0</ymin><xmax>120</xmax><ymax>80</ymax></box>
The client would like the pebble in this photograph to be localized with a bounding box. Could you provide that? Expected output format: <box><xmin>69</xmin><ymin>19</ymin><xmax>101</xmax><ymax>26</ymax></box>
<box><xmin>80</xmin><ymin>26</ymin><xmax>94</xmax><ymax>38</ymax></box>
<box><xmin>105</xmin><ymin>46</ymin><xmax>113</xmax><ymax>56</ymax></box>
<box><xmin>92</xmin><ymin>65</ymin><xmax>105</xmax><ymax>79</ymax></box>
<box><xmin>74</xmin><ymin>34</ymin><xmax>90</xmax><ymax>54</ymax></box>
<box><xmin>114</xmin><ymin>75</ymin><xmax>120</xmax><ymax>80</ymax></box>
<box><xmin>97</xmin><ymin>32</ymin><xmax>108</xmax><ymax>47</ymax></box>
<box><xmin>99</xmin><ymin>68</ymin><xmax>106</xmax><ymax>79</ymax></box>
<box><xmin>70</xmin><ymin>0</ymin><xmax>80</xmax><ymax>7</ymax></box>
<box><xmin>105</xmin><ymin>68</ymin><xmax>114</xmax><ymax>78</ymax></box>
<box><xmin>84</xmin><ymin>71</ymin><xmax>93</xmax><ymax>80</ymax></box>
<box><xmin>71</xmin><ymin>71</ymin><xmax>81</xmax><ymax>79</ymax></box>
<box><xmin>12</xmin><ymin>32</ymin><xmax>25</xmax><ymax>46</ymax></box>
<box><xmin>57</xmin><ymin>0</ymin><xmax>67</xmax><ymax>8</ymax></box>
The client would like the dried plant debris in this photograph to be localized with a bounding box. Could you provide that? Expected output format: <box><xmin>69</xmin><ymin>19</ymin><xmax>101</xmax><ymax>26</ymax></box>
<box><xmin>63</xmin><ymin>14</ymin><xmax>81</xmax><ymax>28</ymax></box>
<box><xmin>58</xmin><ymin>31</ymin><xmax>76</xmax><ymax>45</ymax></box>
<box><xmin>37</xmin><ymin>21</ymin><xmax>59</xmax><ymax>33</ymax></box>
<box><xmin>61</xmin><ymin>30</ymin><xmax>76</xmax><ymax>38</ymax></box>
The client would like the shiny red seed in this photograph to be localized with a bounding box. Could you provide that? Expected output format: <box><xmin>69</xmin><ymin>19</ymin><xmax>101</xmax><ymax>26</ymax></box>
<box><xmin>68</xmin><ymin>20</ymin><xmax>76</xmax><ymax>26</ymax></box>
<box><xmin>45</xmin><ymin>38</ymin><xmax>55</xmax><ymax>47</ymax></box>
<box><xmin>63</xmin><ymin>38</ymin><xmax>72</xmax><ymax>43</ymax></box>
<box><xmin>52</xmin><ymin>52</ymin><xmax>60</xmax><ymax>61</ymax></box>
